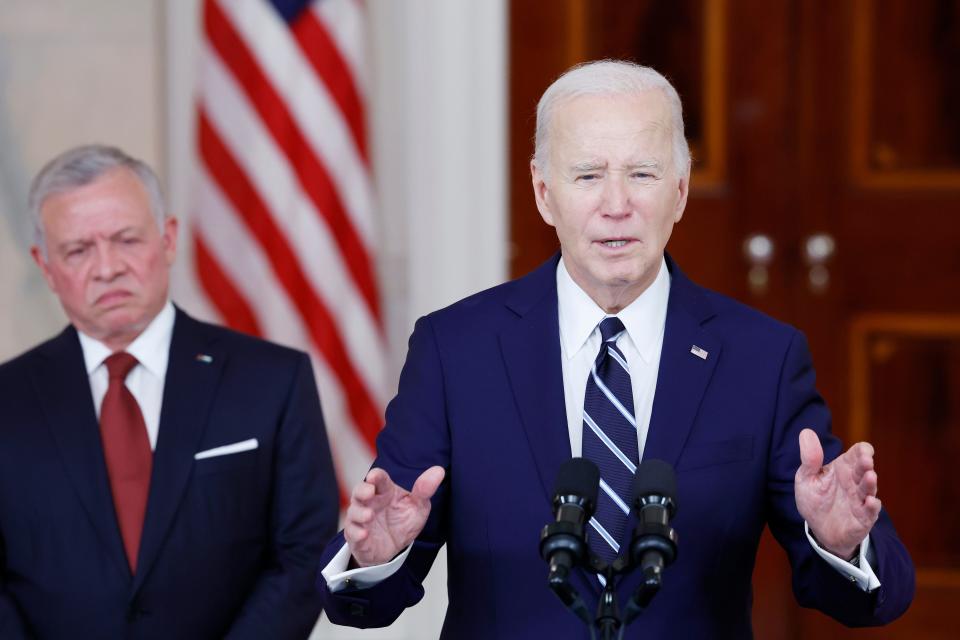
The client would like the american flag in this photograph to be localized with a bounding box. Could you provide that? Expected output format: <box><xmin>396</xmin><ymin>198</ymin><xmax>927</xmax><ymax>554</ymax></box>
<box><xmin>191</xmin><ymin>0</ymin><xmax>385</xmax><ymax>500</ymax></box>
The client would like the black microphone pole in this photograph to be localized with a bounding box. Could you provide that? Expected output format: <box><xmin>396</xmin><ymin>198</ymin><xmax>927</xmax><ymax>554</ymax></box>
<box><xmin>596</xmin><ymin>567</ymin><xmax>620</xmax><ymax>640</ymax></box>
<box><xmin>540</xmin><ymin>458</ymin><xmax>600</xmax><ymax>633</ymax></box>
<box><xmin>621</xmin><ymin>459</ymin><xmax>679</xmax><ymax>630</ymax></box>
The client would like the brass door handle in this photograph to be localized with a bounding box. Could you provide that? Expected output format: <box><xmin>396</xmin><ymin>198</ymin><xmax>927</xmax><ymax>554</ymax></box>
<box><xmin>803</xmin><ymin>233</ymin><xmax>835</xmax><ymax>294</ymax></box>
<box><xmin>743</xmin><ymin>233</ymin><xmax>774</xmax><ymax>294</ymax></box>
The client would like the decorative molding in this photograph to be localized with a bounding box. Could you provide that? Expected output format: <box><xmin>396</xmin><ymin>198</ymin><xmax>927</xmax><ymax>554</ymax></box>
<box><xmin>692</xmin><ymin>0</ymin><xmax>727</xmax><ymax>192</ymax></box>
<box><xmin>849</xmin><ymin>313</ymin><xmax>960</xmax><ymax>440</ymax></box>
<box><xmin>848</xmin><ymin>313</ymin><xmax>960</xmax><ymax>588</ymax></box>
<box><xmin>849</xmin><ymin>0</ymin><xmax>960</xmax><ymax>190</ymax></box>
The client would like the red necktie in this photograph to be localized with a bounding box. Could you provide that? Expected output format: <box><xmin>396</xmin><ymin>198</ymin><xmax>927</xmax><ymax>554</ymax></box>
<box><xmin>100</xmin><ymin>352</ymin><xmax>152</xmax><ymax>573</ymax></box>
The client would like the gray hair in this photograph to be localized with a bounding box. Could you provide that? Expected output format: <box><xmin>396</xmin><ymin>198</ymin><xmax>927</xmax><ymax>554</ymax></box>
<box><xmin>533</xmin><ymin>60</ymin><xmax>691</xmax><ymax>181</ymax></box>
<box><xmin>28</xmin><ymin>144</ymin><xmax>166</xmax><ymax>256</ymax></box>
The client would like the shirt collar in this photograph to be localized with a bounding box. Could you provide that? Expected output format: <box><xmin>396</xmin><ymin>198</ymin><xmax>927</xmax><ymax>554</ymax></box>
<box><xmin>557</xmin><ymin>256</ymin><xmax>670</xmax><ymax>363</ymax></box>
<box><xmin>77</xmin><ymin>301</ymin><xmax>176</xmax><ymax>378</ymax></box>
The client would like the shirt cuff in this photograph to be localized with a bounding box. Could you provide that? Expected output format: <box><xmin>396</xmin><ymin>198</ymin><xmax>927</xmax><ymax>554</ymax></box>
<box><xmin>804</xmin><ymin>522</ymin><xmax>881</xmax><ymax>592</ymax></box>
<box><xmin>321</xmin><ymin>542</ymin><xmax>414</xmax><ymax>593</ymax></box>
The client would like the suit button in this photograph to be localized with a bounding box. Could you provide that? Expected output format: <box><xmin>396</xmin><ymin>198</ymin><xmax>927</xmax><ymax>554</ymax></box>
<box><xmin>349</xmin><ymin>602</ymin><xmax>367</xmax><ymax>617</ymax></box>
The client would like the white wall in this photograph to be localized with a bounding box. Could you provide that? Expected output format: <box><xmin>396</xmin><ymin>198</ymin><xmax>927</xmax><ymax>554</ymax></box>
<box><xmin>0</xmin><ymin>1</ymin><xmax>507</xmax><ymax>637</ymax></box>
<box><xmin>0</xmin><ymin>0</ymin><xmax>162</xmax><ymax>361</ymax></box>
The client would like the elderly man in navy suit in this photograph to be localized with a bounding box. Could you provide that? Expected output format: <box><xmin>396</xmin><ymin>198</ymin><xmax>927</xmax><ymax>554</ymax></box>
<box><xmin>317</xmin><ymin>61</ymin><xmax>914</xmax><ymax>638</ymax></box>
<box><xmin>0</xmin><ymin>145</ymin><xmax>338</xmax><ymax>638</ymax></box>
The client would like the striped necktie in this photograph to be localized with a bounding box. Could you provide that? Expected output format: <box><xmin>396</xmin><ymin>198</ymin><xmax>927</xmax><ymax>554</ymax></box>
<box><xmin>581</xmin><ymin>317</ymin><xmax>638</xmax><ymax>564</ymax></box>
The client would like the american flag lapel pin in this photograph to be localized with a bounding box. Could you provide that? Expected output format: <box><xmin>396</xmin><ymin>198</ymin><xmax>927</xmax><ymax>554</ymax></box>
<box><xmin>690</xmin><ymin>345</ymin><xmax>708</xmax><ymax>360</ymax></box>
<box><xmin>195</xmin><ymin>353</ymin><xmax>214</xmax><ymax>364</ymax></box>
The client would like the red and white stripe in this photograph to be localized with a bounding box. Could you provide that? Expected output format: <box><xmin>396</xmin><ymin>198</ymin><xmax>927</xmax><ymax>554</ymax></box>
<box><xmin>191</xmin><ymin>0</ymin><xmax>384</xmax><ymax>501</ymax></box>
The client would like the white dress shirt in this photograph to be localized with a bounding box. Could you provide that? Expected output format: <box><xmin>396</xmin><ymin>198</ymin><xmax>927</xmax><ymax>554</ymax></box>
<box><xmin>324</xmin><ymin>257</ymin><xmax>878</xmax><ymax>592</ymax></box>
<box><xmin>77</xmin><ymin>301</ymin><xmax>175</xmax><ymax>451</ymax></box>
<box><xmin>557</xmin><ymin>256</ymin><xmax>668</xmax><ymax>460</ymax></box>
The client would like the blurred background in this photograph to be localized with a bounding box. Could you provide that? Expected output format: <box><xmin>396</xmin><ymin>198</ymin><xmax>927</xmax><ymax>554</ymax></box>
<box><xmin>0</xmin><ymin>1</ymin><xmax>957</xmax><ymax>638</ymax></box>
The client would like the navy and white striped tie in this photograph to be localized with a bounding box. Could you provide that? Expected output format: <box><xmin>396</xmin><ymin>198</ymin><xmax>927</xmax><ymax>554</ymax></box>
<box><xmin>582</xmin><ymin>317</ymin><xmax>638</xmax><ymax>564</ymax></box>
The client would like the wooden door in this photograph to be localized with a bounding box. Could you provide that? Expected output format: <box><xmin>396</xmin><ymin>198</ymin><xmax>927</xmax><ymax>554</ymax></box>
<box><xmin>509</xmin><ymin>1</ymin><xmax>960</xmax><ymax>637</ymax></box>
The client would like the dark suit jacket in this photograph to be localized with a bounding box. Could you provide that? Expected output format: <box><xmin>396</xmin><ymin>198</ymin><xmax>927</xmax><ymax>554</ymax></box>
<box><xmin>0</xmin><ymin>308</ymin><xmax>339</xmax><ymax>639</ymax></box>
<box><xmin>318</xmin><ymin>254</ymin><xmax>914</xmax><ymax>639</ymax></box>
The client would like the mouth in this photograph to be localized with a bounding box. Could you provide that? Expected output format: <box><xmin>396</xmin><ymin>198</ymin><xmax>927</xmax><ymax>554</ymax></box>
<box><xmin>94</xmin><ymin>290</ymin><xmax>133</xmax><ymax>307</ymax></box>
<box><xmin>596</xmin><ymin>238</ymin><xmax>636</xmax><ymax>249</ymax></box>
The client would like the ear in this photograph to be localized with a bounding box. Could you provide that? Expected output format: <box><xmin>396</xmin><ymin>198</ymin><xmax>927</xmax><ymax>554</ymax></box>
<box><xmin>30</xmin><ymin>245</ymin><xmax>57</xmax><ymax>292</ymax></box>
<box><xmin>531</xmin><ymin>160</ymin><xmax>556</xmax><ymax>227</ymax></box>
<box><xmin>673</xmin><ymin>171</ymin><xmax>690</xmax><ymax>223</ymax></box>
<box><xmin>162</xmin><ymin>216</ymin><xmax>179</xmax><ymax>265</ymax></box>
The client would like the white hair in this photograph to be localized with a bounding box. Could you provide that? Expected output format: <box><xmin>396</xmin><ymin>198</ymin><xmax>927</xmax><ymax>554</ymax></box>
<box><xmin>533</xmin><ymin>60</ymin><xmax>691</xmax><ymax>180</ymax></box>
<box><xmin>28</xmin><ymin>144</ymin><xmax>166</xmax><ymax>256</ymax></box>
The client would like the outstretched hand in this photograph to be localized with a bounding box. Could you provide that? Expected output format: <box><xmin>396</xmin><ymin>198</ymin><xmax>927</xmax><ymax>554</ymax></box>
<box><xmin>345</xmin><ymin>466</ymin><xmax>446</xmax><ymax>567</ymax></box>
<box><xmin>794</xmin><ymin>428</ymin><xmax>881</xmax><ymax>559</ymax></box>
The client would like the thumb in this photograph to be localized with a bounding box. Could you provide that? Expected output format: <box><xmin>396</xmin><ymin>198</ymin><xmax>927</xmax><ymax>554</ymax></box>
<box><xmin>798</xmin><ymin>428</ymin><xmax>824</xmax><ymax>477</ymax></box>
<box><xmin>411</xmin><ymin>465</ymin><xmax>446</xmax><ymax>501</ymax></box>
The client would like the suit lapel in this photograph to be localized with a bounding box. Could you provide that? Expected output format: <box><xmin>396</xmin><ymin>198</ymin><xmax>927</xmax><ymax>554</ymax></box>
<box><xmin>133</xmin><ymin>309</ymin><xmax>224</xmax><ymax>593</ymax></box>
<box><xmin>31</xmin><ymin>327</ymin><xmax>131</xmax><ymax>580</ymax></box>
<box><xmin>642</xmin><ymin>257</ymin><xmax>721</xmax><ymax>468</ymax></box>
<box><xmin>616</xmin><ymin>257</ymin><xmax>722</xmax><ymax>601</ymax></box>
<box><xmin>498</xmin><ymin>255</ymin><xmax>571</xmax><ymax>505</ymax></box>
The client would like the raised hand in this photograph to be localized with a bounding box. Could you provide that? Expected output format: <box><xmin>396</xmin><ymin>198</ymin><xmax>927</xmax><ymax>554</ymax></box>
<box><xmin>345</xmin><ymin>466</ymin><xmax>446</xmax><ymax>567</ymax></box>
<box><xmin>794</xmin><ymin>428</ymin><xmax>881</xmax><ymax>559</ymax></box>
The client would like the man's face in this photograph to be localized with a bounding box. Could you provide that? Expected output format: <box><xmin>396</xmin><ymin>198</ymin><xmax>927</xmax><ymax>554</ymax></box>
<box><xmin>31</xmin><ymin>167</ymin><xmax>177</xmax><ymax>350</ymax></box>
<box><xmin>531</xmin><ymin>90</ymin><xmax>689</xmax><ymax>312</ymax></box>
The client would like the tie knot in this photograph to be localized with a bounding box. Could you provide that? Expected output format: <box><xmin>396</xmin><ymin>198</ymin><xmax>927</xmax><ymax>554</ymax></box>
<box><xmin>104</xmin><ymin>352</ymin><xmax>138</xmax><ymax>381</ymax></box>
<box><xmin>598</xmin><ymin>317</ymin><xmax>626</xmax><ymax>344</ymax></box>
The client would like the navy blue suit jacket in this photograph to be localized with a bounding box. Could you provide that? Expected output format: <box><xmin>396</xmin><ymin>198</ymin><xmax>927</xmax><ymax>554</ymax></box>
<box><xmin>0</xmin><ymin>308</ymin><xmax>339</xmax><ymax>639</ymax></box>
<box><xmin>318</xmin><ymin>255</ymin><xmax>914</xmax><ymax>638</ymax></box>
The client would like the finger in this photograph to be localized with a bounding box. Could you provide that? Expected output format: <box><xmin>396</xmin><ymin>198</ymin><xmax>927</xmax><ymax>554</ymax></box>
<box><xmin>344</xmin><ymin>522</ymin><xmax>369</xmax><ymax>546</ymax></box>
<box><xmin>854</xmin><ymin>441</ymin><xmax>875</xmax><ymax>458</ymax></box>
<box><xmin>864</xmin><ymin>495</ymin><xmax>882</xmax><ymax>522</ymax></box>
<box><xmin>846</xmin><ymin>442</ymin><xmax>875</xmax><ymax>484</ymax></box>
<box><xmin>411</xmin><ymin>465</ymin><xmax>446</xmax><ymax>501</ymax></box>
<box><xmin>848</xmin><ymin>441</ymin><xmax>875</xmax><ymax>465</ymax></box>
<box><xmin>345</xmin><ymin>504</ymin><xmax>374</xmax><ymax>526</ymax></box>
<box><xmin>798</xmin><ymin>429</ymin><xmax>823</xmax><ymax>476</ymax></box>
<box><xmin>365</xmin><ymin>468</ymin><xmax>397</xmax><ymax>497</ymax></box>
<box><xmin>351</xmin><ymin>479</ymin><xmax>376</xmax><ymax>504</ymax></box>
<box><xmin>857</xmin><ymin>469</ymin><xmax>878</xmax><ymax>501</ymax></box>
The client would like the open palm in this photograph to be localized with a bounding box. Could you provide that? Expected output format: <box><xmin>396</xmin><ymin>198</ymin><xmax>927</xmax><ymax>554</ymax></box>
<box><xmin>794</xmin><ymin>428</ymin><xmax>881</xmax><ymax>559</ymax></box>
<box><xmin>345</xmin><ymin>466</ymin><xmax>445</xmax><ymax>567</ymax></box>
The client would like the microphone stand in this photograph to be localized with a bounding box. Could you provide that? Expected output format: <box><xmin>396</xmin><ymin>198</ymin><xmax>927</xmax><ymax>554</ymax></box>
<box><xmin>595</xmin><ymin>561</ymin><xmax>621</xmax><ymax>640</ymax></box>
<box><xmin>542</xmin><ymin>524</ymin><xmax>676</xmax><ymax>639</ymax></box>
<box><xmin>541</xmin><ymin>458</ymin><xmax>678</xmax><ymax>638</ymax></box>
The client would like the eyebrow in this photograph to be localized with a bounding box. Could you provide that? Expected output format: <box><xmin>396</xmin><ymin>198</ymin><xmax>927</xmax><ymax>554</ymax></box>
<box><xmin>57</xmin><ymin>239</ymin><xmax>93</xmax><ymax>251</ymax></box>
<box><xmin>570</xmin><ymin>161</ymin><xmax>606</xmax><ymax>173</ymax></box>
<box><xmin>625</xmin><ymin>160</ymin><xmax>663</xmax><ymax>170</ymax></box>
<box><xmin>56</xmin><ymin>226</ymin><xmax>139</xmax><ymax>250</ymax></box>
<box><xmin>110</xmin><ymin>226</ymin><xmax>140</xmax><ymax>240</ymax></box>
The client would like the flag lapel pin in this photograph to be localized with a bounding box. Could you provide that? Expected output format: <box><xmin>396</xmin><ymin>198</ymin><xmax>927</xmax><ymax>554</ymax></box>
<box><xmin>690</xmin><ymin>345</ymin><xmax>708</xmax><ymax>360</ymax></box>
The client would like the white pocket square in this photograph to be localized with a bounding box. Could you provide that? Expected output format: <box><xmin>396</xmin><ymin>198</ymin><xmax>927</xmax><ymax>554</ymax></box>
<box><xmin>194</xmin><ymin>438</ymin><xmax>259</xmax><ymax>460</ymax></box>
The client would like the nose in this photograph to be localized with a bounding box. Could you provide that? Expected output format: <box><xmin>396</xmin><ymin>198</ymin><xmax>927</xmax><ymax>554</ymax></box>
<box><xmin>92</xmin><ymin>243</ymin><xmax>126</xmax><ymax>281</ymax></box>
<box><xmin>601</xmin><ymin>174</ymin><xmax>631</xmax><ymax>218</ymax></box>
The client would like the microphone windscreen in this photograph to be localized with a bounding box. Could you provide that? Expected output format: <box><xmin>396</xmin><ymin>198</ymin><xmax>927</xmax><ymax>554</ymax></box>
<box><xmin>554</xmin><ymin>457</ymin><xmax>600</xmax><ymax>504</ymax></box>
<box><xmin>633</xmin><ymin>459</ymin><xmax>678</xmax><ymax>506</ymax></box>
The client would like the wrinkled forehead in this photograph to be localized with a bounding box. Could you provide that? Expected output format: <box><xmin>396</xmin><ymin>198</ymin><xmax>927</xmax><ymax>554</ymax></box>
<box><xmin>549</xmin><ymin>91</ymin><xmax>676</xmax><ymax>160</ymax></box>
<box><xmin>552</xmin><ymin>89</ymin><xmax>674</xmax><ymax>131</ymax></box>
<box><xmin>39</xmin><ymin>168</ymin><xmax>155</xmax><ymax>232</ymax></box>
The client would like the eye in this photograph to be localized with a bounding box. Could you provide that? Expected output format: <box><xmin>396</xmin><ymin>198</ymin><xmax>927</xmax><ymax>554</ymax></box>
<box><xmin>577</xmin><ymin>173</ymin><xmax>600</xmax><ymax>182</ymax></box>
<box><xmin>65</xmin><ymin>246</ymin><xmax>88</xmax><ymax>259</ymax></box>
